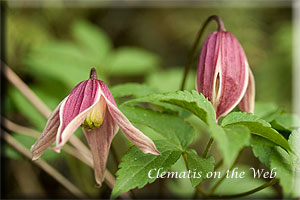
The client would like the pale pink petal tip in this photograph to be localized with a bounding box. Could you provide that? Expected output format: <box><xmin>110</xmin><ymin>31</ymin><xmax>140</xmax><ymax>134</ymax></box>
<box><xmin>98</xmin><ymin>81</ymin><xmax>160</xmax><ymax>156</ymax></box>
<box><xmin>239</xmin><ymin>69</ymin><xmax>255</xmax><ymax>113</ymax></box>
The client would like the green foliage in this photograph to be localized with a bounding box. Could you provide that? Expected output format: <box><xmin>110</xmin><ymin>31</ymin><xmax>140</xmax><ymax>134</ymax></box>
<box><xmin>254</xmin><ymin>102</ymin><xmax>282</xmax><ymax>122</ymax></box>
<box><xmin>270</xmin><ymin>129</ymin><xmax>300</xmax><ymax>197</ymax></box>
<box><xmin>125</xmin><ymin>90</ymin><xmax>216</xmax><ymax>124</ymax></box>
<box><xmin>24</xmin><ymin>20</ymin><xmax>160</xmax><ymax>88</ymax></box>
<box><xmin>186</xmin><ymin>150</ymin><xmax>215</xmax><ymax>187</ymax></box>
<box><xmin>120</xmin><ymin>105</ymin><xmax>194</xmax><ymax>149</ymax></box>
<box><xmin>208</xmin><ymin>124</ymin><xmax>250</xmax><ymax>167</ymax></box>
<box><xmin>146</xmin><ymin>68</ymin><xmax>196</xmax><ymax>93</ymax></box>
<box><xmin>106</xmin><ymin>47</ymin><xmax>160</xmax><ymax>76</ymax></box>
<box><xmin>271</xmin><ymin>113</ymin><xmax>300</xmax><ymax>132</ymax></box>
<box><xmin>212</xmin><ymin>165</ymin><xmax>276</xmax><ymax>197</ymax></box>
<box><xmin>110</xmin><ymin>83</ymin><xmax>157</xmax><ymax>99</ymax></box>
<box><xmin>111</xmin><ymin>140</ymin><xmax>182</xmax><ymax>199</ymax></box>
<box><xmin>250</xmin><ymin>136</ymin><xmax>276</xmax><ymax>168</ymax></box>
<box><xmin>221</xmin><ymin>112</ymin><xmax>291</xmax><ymax>152</ymax></box>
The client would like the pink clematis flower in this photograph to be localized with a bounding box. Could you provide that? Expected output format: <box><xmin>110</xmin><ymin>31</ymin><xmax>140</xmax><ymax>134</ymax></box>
<box><xmin>31</xmin><ymin>68</ymin><xmax>160</xmax><ymax>186</ymax></box>
<box><xmin>196</xmin><ymin>22</ymin><xmax>255</xmax><ymax>119</ymax></box>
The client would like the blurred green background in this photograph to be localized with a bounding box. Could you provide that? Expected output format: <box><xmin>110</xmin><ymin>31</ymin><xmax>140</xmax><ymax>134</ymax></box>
<box><xmin>3</xmin><ymin>0</ymin><xmax>292</xmax><ymax>198</ymax></box>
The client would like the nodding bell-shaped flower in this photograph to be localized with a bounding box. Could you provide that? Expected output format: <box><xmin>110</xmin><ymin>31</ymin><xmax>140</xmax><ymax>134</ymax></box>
<box><xmin>31</xmin><ymin>68</ymin><xmax>160</xmax><ymax>186</ymax></box>
<box><xmin>196</xmin><ymin>20</ymin><xmax>255</xmax><ymax>119</ymax></box>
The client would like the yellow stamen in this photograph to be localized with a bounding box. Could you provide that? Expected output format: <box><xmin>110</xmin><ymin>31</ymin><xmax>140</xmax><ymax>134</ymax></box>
<box><xmin>81</xmin><ymin>96</ymin><xmax>106</xmax><ymax>131</ymax></box>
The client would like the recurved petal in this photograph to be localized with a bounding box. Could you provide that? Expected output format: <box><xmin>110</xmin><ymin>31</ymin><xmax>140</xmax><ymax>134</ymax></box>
<box><xmin>54</xmin><ymin>79</ymin><xmax>101</xmax><ymax>151</ymax></box>
<box><xmin>83</xmin><ymin>110</ymin><xmax>118</xmax><ymax>186</ymax></box>
<box><xmin>99</xmin><ymin>81</ymin><xmax>160</xmax><ymax>155</ymax></box>
<box><xmin>238</xmin><ymin>69</ymin><xmax>255</xmax><ymax>113</ymax></box>
<box><xmin>30</xmin><ymin>97</ymin><xmax>67</xmax><ymax>160</ymax></box>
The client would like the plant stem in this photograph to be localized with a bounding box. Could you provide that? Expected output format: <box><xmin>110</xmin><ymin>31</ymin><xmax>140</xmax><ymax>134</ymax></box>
<box><xmin>211</xmin><ymin>179</ymin><xmax>279</xmax><ymax>199</ymax></box>
<box><xmin>208</xmin><ymin>151</ymin><xmax>242</xmax><ymax>195</ymax></box>
<box><xmin>214</xmin><ymin>159</ymin><xmax>223</xmax><ymax>171</ymax></box>
<box><xmin>2</xmin><ymin>118</ymin><xmax>131</xmax><ymax>199</ymax></box>
<box><xmin>180</xmin><ymin>15</ymin><xmax>225</xmax><ymax>90</ymax></box>
<box><xmin>202</xmin><ymin>137</ymin><xmax>214</xmax><ymax>158</ymax></box>
<box><xmin>2</xmin><ymin>131</ymin><xmax>86</xmax><ymax>198</ymax></box>
<box><xmin>182</xmin><ymin>152</ymin><xmax>189</xmax><ymax>171</ymax></box>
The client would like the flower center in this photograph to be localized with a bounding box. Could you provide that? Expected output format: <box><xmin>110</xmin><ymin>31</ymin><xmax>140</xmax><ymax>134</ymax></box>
<box><xmin>81</xmin><ymin>96</ymin><xmax>106</xmax><ymax>131</ymax></box>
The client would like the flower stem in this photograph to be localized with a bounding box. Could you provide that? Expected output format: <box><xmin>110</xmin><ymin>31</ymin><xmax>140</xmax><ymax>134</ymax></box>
<box><xmin>182</xmin><ymin>152</ymin><xmax>189</xmax><ymax>171</ymax></box>
<box><xmin>210</xmin><ymin>179</ymin><xmax>279</xmax><ymax>199</ymax></box>
<box><xmin>180</xmin><ymin>15</ymin><xmax>225</xmax><ymax>90</ymax></box>
<box><xmin>208</xmin><ymin>151</ymin><xmax>242</xmax><ymax>195</ymax></box>
<box><xmin>202</xmin><ymin>137</ymin><xmax>214</xmax><ymax>158</ymax></box>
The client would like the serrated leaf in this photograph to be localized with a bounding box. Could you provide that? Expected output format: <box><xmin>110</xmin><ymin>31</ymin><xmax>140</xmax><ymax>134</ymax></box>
<box><xmin>250</xmin><ymin>135</ymin><xmax>276</xmax><ymax>168</ymax></box>
<box><xmin>186</xmin><ymin>150</ymin><xmax>214</xmax><ymax>187</ymax></box>
<box><xmin>111</xmin><ymin>140</ymin><xmax>182</xmax><ymax>199</ymax></box>
<box><xmin>221</xmin><ymin>112</ymin><xmax>291</xmax><ymax>152</ymax></box>
<box><xmin>106</xmin><ymin>47</ymin><xmax>160</xmax><ymax>76</ymax></box>
<box><xmin>209</xmin><ymin>124</ymin><xmax>250</xmax><ymax>167</ymax></box>
<box><xmin>110</xmin><ymin>83</ymin><xmax>157</xmax><ymax>99</ymax></box>
<box><xmin>120</xmin><ymin>105</ymin><xmax>194</xmax><ymax>149</ymax></box>
<box><xmin>270</xmin><ymin>129</ymin><xmax>300</xmax><ymax>197</ymax></box>
<box><xmin>125</xmin><ymin>90</ymin><xmax>216</xmax><ymax>125</ymax></box>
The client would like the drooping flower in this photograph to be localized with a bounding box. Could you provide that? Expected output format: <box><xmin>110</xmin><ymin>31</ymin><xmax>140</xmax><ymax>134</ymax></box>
<box><xmin>31</xmin><ymin>68</ymin><xmax>160</xmax><ymax>186</ymax></box>
<box><xmin>196</xmin><ymin>20</ymin><xmax>255</xmax><ymax>119</ymax></box>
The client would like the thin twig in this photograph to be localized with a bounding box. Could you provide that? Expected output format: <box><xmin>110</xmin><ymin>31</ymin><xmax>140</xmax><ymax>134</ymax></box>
<box><xmin>2</xmin><ymin>131</ymin><xmax>86</xmax><ymax>198</ymax></box>
<box><xmin>210</xmin><ymin>179</ymin><xmax>279</xmax><ymax>199</ymax></box>
<box><xmin>2</xmin><ymin>116</ymin><xmax>131</xmax><ymax>198</ymax></box>
<box><xmin>202</xmin><ymin>137</ymin><xmax>214</xmax><ymax>158</ymax></box>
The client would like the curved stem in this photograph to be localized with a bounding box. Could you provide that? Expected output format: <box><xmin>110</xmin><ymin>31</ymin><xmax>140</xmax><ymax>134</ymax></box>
<box><xmin>211</xmin><ymin>179</ymin><xmax>279</xmax><ymax>199</ymax></box>
<box><xmin>209</xmin><ymin>151</ymin><xmax>242</xmax><ymax>195</ymax></box>
<box><xmin>202</xmin><ymin>137</ymin><xmax>214</xmax><ymax>158</ymax></box>
<box><xmin>180</xmin><ymin>15</ymin><xmax>225</xmax><ymax>90</ymax></box>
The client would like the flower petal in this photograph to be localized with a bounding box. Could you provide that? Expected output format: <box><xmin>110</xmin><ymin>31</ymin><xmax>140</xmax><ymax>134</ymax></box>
<box><xmin>83</xmin><ymin>110</ymin><xmax>118</xmax><ymax>186</ymax></box>
<box><xmin>99</xmin><ymin>81</ymin><xmax>160</xmax><ymax>155</ymax></box>
<box><xmin>216</xmin><ymin>32</ymin><xmax>249</xmax><ymax>118</ymax></box>
<box><xmin>30</xmin><ymin>97</ymin><xmax>67</xmax><ymax>160</ymax></box>
<box><xmin>54</xmin><ymin>79</ymin><xmax>101</xmax><ymax>151</ymax></box>
<box><xmin>239</xmin><ymin>69</ymin><xmax>255</xmax><ymax>113</ymax></box>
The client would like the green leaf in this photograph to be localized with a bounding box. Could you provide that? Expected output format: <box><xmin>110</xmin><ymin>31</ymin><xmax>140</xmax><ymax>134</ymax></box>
<box><xmin>111</xmin><ymin>140</ymin><xmax>182</xmax><ymax>199</ymax></box>
<box><xmin>125</xmin><ymin>90</ymin><xmax>216</xmax><ymax>125</ymax></box>
<box><xmin>120</xmin><ymin>105</ymin><xmax>194</xmax><ymax>149</ymax></box>
<box><xmin>221</xmin><ymin>112</ymin><xmax>291</xmax><ymax>152</ymax></box>
<box><xmin>270</xmin><ymin>129</ymin><xmax>300</xmax><ymax>197</ymax></box>
<box><xmin>106</xmin><ymin>47</ymin><xmax>160</xmax><ymax>76</ymax></box>
<box><xmin>208</xmin><ymin>124</ymin><xmax>250</xmax><ymax>167</ymax></box>
<box><xmin>254</xmin><ymin>102</ymin><xmax>282</xmax><ymax>122</ymax></box>
<box><xmin>250</xmin><ymin>135</ymin><xmax>276</xmax><ymax>168</ymax></box>
<box><xmin>110</xmin><ymin>83</ymin><xmax>157</xmax><ymax>99</ymax></box>
<box><xmin>271</xmin><ymin>113</ymin><xmax>300</xmax><ymax>132</ymax></box>
<box><xmin>186</xmin><ymin>150</ymin><xmax>215</xmax><ymax>187</ymax></box>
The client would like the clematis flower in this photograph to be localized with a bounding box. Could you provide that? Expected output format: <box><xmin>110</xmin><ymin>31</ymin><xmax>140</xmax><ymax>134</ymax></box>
<box><xmin>31</xmin><ymin>68</ymin><xmax>160</xmax><ymax>186</ymax></box>
<box><xmin>196</xmin><ymin>21</ymin><xmax>255</xmax><ymax>119</ymax></box>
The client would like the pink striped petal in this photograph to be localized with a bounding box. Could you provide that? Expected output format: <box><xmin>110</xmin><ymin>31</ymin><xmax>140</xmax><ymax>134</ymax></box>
<box><xmin>239</xmin><ymin>69</ymin><xmax>255</xmax><ymax>113</ymax></box>
<box><xmin>196</xmin><ymin>31</ymin><xmax>249</xmax><ymax>119</ymax></box>
<box><xmin>54</xmin><ymin>79</ymin><xmax>101</xmax><ymax>151</ymax></box>
<box><xmin>30</xmin><ymin>97</ymin><xmax>67</xmax><ymax>160</ymax></box>
<box><xmin>99</xmin><ymin>81</ymin><xmax>160</xmax><ymax>155</ymax></box>
<box><xmin>83</xmin><ymin>110</ymin><xmax>118</xmax><ymax>186</ymax></box>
